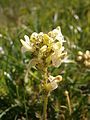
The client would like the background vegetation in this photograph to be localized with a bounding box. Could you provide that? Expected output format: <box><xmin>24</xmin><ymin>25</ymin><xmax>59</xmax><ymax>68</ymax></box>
<box><xmin>0</xmin><ymin>0</ymin><xmax>90</xmax><ymax>119</ymax></box>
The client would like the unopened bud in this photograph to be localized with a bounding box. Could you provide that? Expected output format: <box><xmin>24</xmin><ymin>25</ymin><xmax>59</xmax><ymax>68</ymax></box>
<box><xmin>83</xmin><ymin>54</ymin><xmax>88</xmax><ymax>60</ymax></box>
<box><xmin>77</xmin><ymin>56</ymin><xmax>83</xmax><ymax>61</ymax></box>
<box><xmin>65</xmin><ymin>90</ymin><xmax>69</xmax><ymax>96</ymax></box>
<box><xmin>84</xmin><ymin>60</ymin><xmax>90</xmax><ymax>67</ymax></box>
<box><xmin>85</xmin><ymin>50</ymin><xmax>90</xmax><ymax>56</ymax></box>
<box><xmin>78</xmin><ymin>51</ymin><xmax>83</xmax><ymax>56</ymax></box>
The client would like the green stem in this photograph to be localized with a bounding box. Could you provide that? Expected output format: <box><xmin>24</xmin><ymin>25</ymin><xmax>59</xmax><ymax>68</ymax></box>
<box><xmin>24</xmin><ymin>88</ymin><xmax>28</xmax><ymax>120</ymax></box>
<box><xmin>16</xmin><ymin>85</ymin><xmax>19</xmax><ymax>100</ymax></box>
<box><xmin>43</xmin><ymin>94</ymin><xmax>48</xmax><ymax>120</ymax></box>
<box><xmin>43</xmin><ymin>67</ymin><xmax>48</xmax><ymax>120</ymax></box>
<box><xmin>44</xmin><ymin>68</ymin><xmax>48</xmax><ymax>83</ymax></box>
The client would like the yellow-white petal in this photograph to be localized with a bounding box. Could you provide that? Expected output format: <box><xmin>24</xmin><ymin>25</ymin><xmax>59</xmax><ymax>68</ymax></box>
<box><xmin>48</xmin><ymin>75</ymin><xmax>55</xmax><ymax>82</ymax></box>
<box><xmin>20</xmin><ymin>39</ymin><xmax>32</xmax><ymax>51</ymax></box>
<box><xmin>40</xmin><ymin>45</ymin><xmax>47</xmax><ymax>53</ymax></box>
<box><xmin>51</xmin><ymin>53</ymin><xmax>61</xmax><ymax>67</ymax></box>
<box><xmin>54</xmin><ymin>75</ymin><xmax>62</xmax><ymax>83</ymax></box>
<box><xmin>24</xmin><ymin>35</ymin><xmax>30</xmax><ymax>44</ymax></box>
<box><xmin>50</xmin><ymin>81</ymin><xmax>58</xmax><ymax>91</ymax></box>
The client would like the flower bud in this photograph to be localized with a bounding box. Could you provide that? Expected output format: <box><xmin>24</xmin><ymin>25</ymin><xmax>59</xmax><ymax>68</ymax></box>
<box><xmin>83</xmin><ymin>54</ymin><xmax>88</xmax><ymax>60</ymax></box>
<box><xmin>84</xmin><ymin>60</ymin><xmax>90</xmax><ymax>67</ymax></box>
<box><xmin>77</xmin><ymin>56</ymin><xmax>83</xmax><ymax>61</ymax></box>
<box><xmin>85</xmin><ymin>50</ymin><xmax>90</xmax><ymax>56</ymax></box>
<box><xmin>64</xmin><ymin>90</ymin><xmax>69</xmax><ymax>96</ymax></box>
<box><xmin>78</xmin><ymin>51</ymin><xmax>83</xmax><ymax>56</ymax></box>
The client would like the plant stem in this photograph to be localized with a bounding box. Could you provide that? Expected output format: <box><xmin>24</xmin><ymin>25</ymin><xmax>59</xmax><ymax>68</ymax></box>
<box><xmin>43</xmin><ymin>67</ymin><xmax>48</xmax><ymax>120</ymax></box>
<box><xmin>16</xmin><ymin>85</ymin><xmax>19</xmax><ymax>100</ymax></box>
<box><xmin>43</xmin><ymin>94</ymin><xmax>48</xmax><ymax>120</ymax></box>
<box><xmin>65</xmin><ymin>91</ymin><xmax>72</xmax><ymax>115</ymax></box>
<box><xmin>24</xmin><ymin>88</ymin><xmax>28</xmax><ymax>120</ymax></box>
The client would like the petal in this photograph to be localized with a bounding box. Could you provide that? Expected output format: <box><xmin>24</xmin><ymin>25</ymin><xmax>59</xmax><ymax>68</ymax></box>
<box><xmin>56</xmin><ymin>34</ymin><xmax>65</xmax><ymax>42</ymax></box>
<box><xmin>30</xmin><ymin>32</ymin><xmax>38</xmax><ymax>42</ymax></box>
<box><xmin>40</xmin><ymin>45</ymin><xmax>47</xmax><ymax>53</ymax></box>
<box><xmin>20</xmin><ymin>39</ymin><xmax>32</xmax><ymax>51</ymax></box>
<box><xmin>51</xmin><ymin>81</ymin><xmax>58</xmax><ymax>91</ymax></box>
<box><xmin>24</xmin><ymin>35</ymin><xmax>30</xmax><ymax>44</ymax></box>
<box><xmin>48</xmin><ymin>75</ymin><xmax>55</xmax><ymax>82</ymax></box>
<box><xmin>52</xmin><ymin>42</ymin><xmax>62</xmax><ymax>51</ymax></box>
<box><xmin>45</xmin><ymin>81</ymin><xmax>58</xmax><ymax>92</ymax></box>
<box><xmin>21</xmin><ymin>46</ymin><xmax>29</xmax><ymax>53</ymax></box>
<box><xmin>54</xmin><ymin>75</ymin><xmax>62</xmax><ymax>83</ymax></box>
<box><xmin>51</xmin><ymin>53</ymin><xmax>61</xmax><ymax>67</ymax></box>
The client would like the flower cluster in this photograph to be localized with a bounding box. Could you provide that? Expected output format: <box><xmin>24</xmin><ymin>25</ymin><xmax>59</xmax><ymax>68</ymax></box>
<box><xmin>77</xmin><ymin>50</ymin><xmax>90</xmax><ymax>68</ymax></box>
<box><xmin>20</xmin><ymin>27</ymin><xmax>66</xmax><ymax>69</ymax></box>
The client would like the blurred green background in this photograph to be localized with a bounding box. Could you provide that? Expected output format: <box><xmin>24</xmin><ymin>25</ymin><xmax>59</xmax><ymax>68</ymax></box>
<box><xmin>0</xmin><ymin>0</ymin><xmax>90</xmax><ymax>120</ymax></box>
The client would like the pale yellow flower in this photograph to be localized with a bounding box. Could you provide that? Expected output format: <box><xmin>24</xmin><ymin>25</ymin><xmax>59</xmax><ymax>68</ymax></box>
<box><xmin>30</xmin><ymin>32</ymin><xmax>38</xmax><ymax>42</ymax></box>
<box><xmin>48</xmin><ymin>75</ymin><xmax>62</xmax><ymax>92</ymax></box>
<box><xmin>48</xmin><ymin>26</ymin><xmax>65</xmax><ymax>43</ymax></box>
<box><xmin>20</xmin><ymin>35</ymin><xmax>34</xmax><ymax>52</ymax></box>
<box><xmin>51</xmin><ymin>42</ymin><xmax>65</xmax><ymax>67</ymax></box>
<box><xmin>20</xmin><ymin>27</ymin><xmax>66</xmax><ymax>68</ymax></box>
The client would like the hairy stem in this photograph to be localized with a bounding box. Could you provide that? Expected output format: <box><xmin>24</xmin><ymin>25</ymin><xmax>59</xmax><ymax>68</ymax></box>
<box><xmin>43</xmin><ymin>67</ymin><xmax>48</xmax><ymax>120</ymax></box>
<box><xmin>43</xmin><ymin>94</ymin><xmax>48</xmax><ymax>120</ymax></box>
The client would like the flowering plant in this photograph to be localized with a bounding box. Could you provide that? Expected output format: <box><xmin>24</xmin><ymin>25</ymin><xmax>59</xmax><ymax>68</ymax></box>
<box><xmin>20</xmin><ymin>26</ymin><xmax>67</xmax><ymax>120</ymax></box>
<box><xmin>20</xmin><ymin>26</ymin><xmax>66</xmax><ymax>68</ymax></box>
